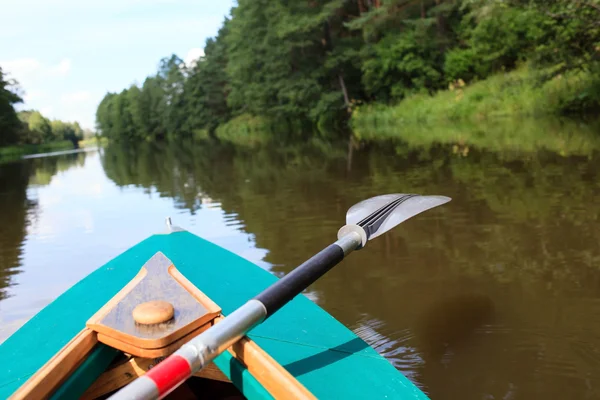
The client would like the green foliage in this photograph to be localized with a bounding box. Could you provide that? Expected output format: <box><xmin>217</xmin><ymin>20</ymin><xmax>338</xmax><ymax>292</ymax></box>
<box><xmin>94</xmin><ymin>0</ymin><xmax>600</xmax><ymax>141</ymax></box>
<box><xmin>469</xmin><ymin>5</ymin><xmax>544</xmax><ymax>72</ymax></box>
<box><xmin>352</xmin><ymin>66</ymin><xmax>600</xmax><ymax>134</ymax></box>
<box><xmin>511</xmin><ymin>0</ymin><xmax>600</xmax><ymax>70</ymax></box>
<box><xmin>0</xmin><ymin>68</ymin><xmax>84</xmax><ymax>151</ymax></box>
<box><xmin>226</xmin><ymin>0</ymin><xmax>362</xmax><ymax>126</ymax></box>
<box><xmin>0</xmin><ymin>67</ymin><xmax>23</xmax><ymax>146</ymax></box>
<box><xmin>27</xmin><ymin>111</ymin><xmax>53</xmax><ymax>142</ymax></box>
<box><xmin>361</xmin><ymin>27</ymin><xmax>444</xmax><ymax>101</ymax></box>
<box><xmin>444</xmin><ymin>48</ymin><xmax>481</xmax><ymax>82</ymax></box>
<box><xmin>50</xmin><ymin>120</ymin><xmax>84</xmax><ymax>146</ymax></box>
<box><xmin>183</xmin><ymin>22</ymin><xmax>231</xmax><ymax>135</ymax></box>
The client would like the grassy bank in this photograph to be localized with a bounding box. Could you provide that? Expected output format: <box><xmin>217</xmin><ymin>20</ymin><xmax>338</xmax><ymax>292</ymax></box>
<box><xmin>0</xmin><ymin>141</ymin><xmax>75</xmax><ymax>161</ymax></box>
<box><xmin>352</xmin><ymin>67</ymin><xmax>600</xmax><ymax>131</ymax></box>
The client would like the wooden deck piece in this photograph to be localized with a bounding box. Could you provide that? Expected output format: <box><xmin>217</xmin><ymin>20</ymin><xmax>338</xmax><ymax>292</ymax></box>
<box><xmin>87</xmin><ymin>251</ymin><xmax>220</xmax><ymax>350</ymax></box>
<box><xmin>95</xmin><ymin>319</ymin><xmax>215</xmax><ymax>358</ymax></box>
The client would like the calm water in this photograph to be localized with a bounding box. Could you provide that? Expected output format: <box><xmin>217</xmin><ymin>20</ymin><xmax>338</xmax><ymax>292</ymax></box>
<box><xmin>1</xmin><ymin>122</ymin><xmax>600</xmax><ymax>399</ymax></box>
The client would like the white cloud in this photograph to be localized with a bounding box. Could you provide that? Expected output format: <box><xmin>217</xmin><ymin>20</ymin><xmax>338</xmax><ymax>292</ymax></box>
<box><xmin>24</xmin><ymin>90</ymin><xmax>44</xmax><ymax>102</ymax></box>
<box><xmin>40</xmin><ymin>106</ymin><xmax>53</xmax><ymax>116</ymax></box>
<box><xmin>0</xmin><ymin>58</ymin><xmax>72</xmax><ymax>82</ymax></box>
<box><xmin>184</xmin><ymin>47</ymin><xmax>204</xmax><ymax>67</ymax></box>
<box><xmin>61</xmin><ymin>90</ymin><xmax>91</xmax><ymax>103</ymax></box>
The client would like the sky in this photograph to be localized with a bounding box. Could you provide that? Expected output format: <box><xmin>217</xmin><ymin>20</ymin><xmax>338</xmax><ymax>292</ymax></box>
<box><xmin>0</xmin><ymin>0</ymin><xmax>235</xmax><ymax>130</ymax></box>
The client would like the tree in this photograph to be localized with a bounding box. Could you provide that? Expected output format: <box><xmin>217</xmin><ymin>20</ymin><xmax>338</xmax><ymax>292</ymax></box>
<box><xmin>51</xmin><ymin>120</ymin><xmax>83</xmax><ymax>146</ymax></box>
<box><xmin>96</xmin><ymin>93</ymin><xmax>117</xmax><ymax>139</ymax></box>
<box><xmin>93</xmin><ymin>0</ymin><xmax>600</xmax><ymax>142</ymax></box>
<box><xmin>0</xmin><ymin>67</ymin><xmax>23</xmax><ymax>146</ymax></box>
<box><xmin>226</xmin><ymin>0</ymin><xmax>364</xmax><ymax>132</ymax></box>
<box><xmin>139</xmin><ymin>77</ymin><xmax>167</xmax><ymax>141</ymax></box>
<box><xmin>510</xmin><ymin>0</ymin><xmax>600</xmax><ymax>72</ymax></box>
<box><xmin>183</xmin><ymin>21</ymin><xmax>231</xmax><ymax>135</ymax></box>
<box><xmin>27</xmin><ymin>111</ymin><xmax>53</xmax><ymax>142</ymax></box>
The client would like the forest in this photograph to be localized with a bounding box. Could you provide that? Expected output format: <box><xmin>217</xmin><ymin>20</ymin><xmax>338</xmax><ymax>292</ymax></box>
<box><xmin>85</xmin><ymin>0</ymin><xmax>598</xmax><ymax>142</ymax></box>
<box><xmin>0</xmin><ymin>67</ymin><xmax>85</xmax><ymax>150</ymax></box>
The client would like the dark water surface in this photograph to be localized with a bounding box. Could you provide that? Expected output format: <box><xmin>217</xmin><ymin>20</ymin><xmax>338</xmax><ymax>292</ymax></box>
<box><xmin>1</xmin><ymin>125</ymin><xmax>600</xmax><ymax>399</ymax></box>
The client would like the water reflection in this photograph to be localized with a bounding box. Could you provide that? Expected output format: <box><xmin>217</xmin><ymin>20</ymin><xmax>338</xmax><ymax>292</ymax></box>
<box><xmin>355</xmin><ymin>116</ymin><xmax>600</xmax><ymax>157</ymax></box>
<box><xmin>0</xmin><ymin>152</ymin><xmax>89</xmax><ymax>301</ymax></box>
<box><xmin>100</xmin><ymin>136</ymin><xmax>600</xmax><ymax>399</ymax></box>
<box><xmin>0</xmin><ymin>162</ymin><xmax>32</xmax><ymax>301</ymax></box>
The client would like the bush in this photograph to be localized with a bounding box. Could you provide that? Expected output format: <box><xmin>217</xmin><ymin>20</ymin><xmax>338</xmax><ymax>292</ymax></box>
<box><xmin>444</xmin><ymin>48</ymin><xmax>481</xmax><ymax>83</ymax></box>
<box><xmin>0</xmin><ymin>141</ymin><xmax>75</xmax><ymax>161</ymax></box>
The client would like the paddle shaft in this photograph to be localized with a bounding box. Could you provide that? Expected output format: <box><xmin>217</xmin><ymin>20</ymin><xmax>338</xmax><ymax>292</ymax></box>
<box><xmin>110</xmin><ymin>231</ymin><xmax>363</xmax><ymax>400</ymax></box>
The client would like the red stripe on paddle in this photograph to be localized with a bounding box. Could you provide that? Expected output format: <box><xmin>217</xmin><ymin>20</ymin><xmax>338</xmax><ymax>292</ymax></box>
<box><xmin>145</xmin><ymin>355</ymin><xmax>192</xmax><ymax>396</ymax></box>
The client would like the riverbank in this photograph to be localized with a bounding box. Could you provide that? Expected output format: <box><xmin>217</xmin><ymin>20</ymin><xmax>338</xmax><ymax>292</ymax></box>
<box><xmin>0</xmin><ymin>141</ymin><xmax>74</xmax><ymax>162</ymax></box>
<box><xmin>0</xmin><ymin>137</ymin><xmax>107</xmax><ymax>163</ymax></box>
<box><xmin>351</xmin><ymin>67</ymin><xmax>600</xmax><ymax>133</ymax></box>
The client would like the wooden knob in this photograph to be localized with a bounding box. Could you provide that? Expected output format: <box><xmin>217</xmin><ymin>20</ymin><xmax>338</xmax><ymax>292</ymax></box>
<box><xmin>133</xmin><ymin>301</ymin><xmax>174</xmax><ymax>325</ymax></box>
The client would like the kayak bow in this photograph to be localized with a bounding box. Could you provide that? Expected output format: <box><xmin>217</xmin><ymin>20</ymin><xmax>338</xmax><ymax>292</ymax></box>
<box><xmin>112</xmin><ymin>193</ymin><xmax>450</xmax><ymax>399</ymax></box>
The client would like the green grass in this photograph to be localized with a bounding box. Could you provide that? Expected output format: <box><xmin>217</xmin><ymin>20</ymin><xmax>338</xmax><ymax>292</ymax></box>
<box><xmin>352</xmin><ymin>66</ymin><xmax>600</xmax><ymax>131</ymax></box>
<box><xmin>0</xmin><ymin>141</ymin><xmax>75</xmax><ymax>161</ymax></box>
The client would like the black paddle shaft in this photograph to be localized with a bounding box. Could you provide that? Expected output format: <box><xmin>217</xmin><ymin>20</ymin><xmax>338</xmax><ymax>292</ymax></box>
<box><xmin>254</xmin><ymin>244</ymin><xmax>345</xmax><ymax>317</ymax></box>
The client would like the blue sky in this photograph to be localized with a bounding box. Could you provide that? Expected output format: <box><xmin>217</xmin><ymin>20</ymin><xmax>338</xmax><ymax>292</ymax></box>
<box><xmin>0</xmin><ymin>0</ymin><xmax>235</xmax><ymax>130</ymax></box>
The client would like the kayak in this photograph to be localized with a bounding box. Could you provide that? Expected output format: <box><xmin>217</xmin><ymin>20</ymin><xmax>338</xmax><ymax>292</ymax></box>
<box><xmin>0</xmin><ymin>223</ymin><xmax>428</xmax><ymax>399</ymax></box>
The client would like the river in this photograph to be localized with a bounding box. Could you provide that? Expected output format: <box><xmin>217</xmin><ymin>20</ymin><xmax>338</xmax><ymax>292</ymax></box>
<box><xmin>1</xmin><ymin>119</ymin><xmax>599</xmax><ymax>399</ymax></box>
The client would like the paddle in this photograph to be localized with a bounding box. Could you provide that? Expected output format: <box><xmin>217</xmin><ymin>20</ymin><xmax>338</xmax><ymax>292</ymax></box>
<box><xmin>110</xmin><ymin>193</ymin><xmax>451</xmax><ymax>399</ymax></box>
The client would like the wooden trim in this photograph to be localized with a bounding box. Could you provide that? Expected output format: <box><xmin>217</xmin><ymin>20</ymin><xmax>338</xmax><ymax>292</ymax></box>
<box><xmin>229</xmin><ymin>337</ymin><xmax>316</xmax><ymax>400</ymax></box>
<box><xmin>10</xmin><ymin>329</ymin><xmax>98</xmax><ymax>400</ymax></box>
<box><xmin>169</xmin><ymin>265</ymin><xmax>220</xmax><ymax>314</ymax></box>
<box><xmin>96</xmin><ymin>319</ymin><xmax>214</xmax><ymax>358</ymax></box>
<box><xmin>81</xmin><ymin>356</ymin><xmax>230</xmax><ymax>399</ymax></box>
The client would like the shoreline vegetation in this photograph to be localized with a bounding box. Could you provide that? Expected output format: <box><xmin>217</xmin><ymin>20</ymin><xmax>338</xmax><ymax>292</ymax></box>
<box><xmin>0</xmin><ymin>137</ymin><xmax>106</xmax><ymax>163</ymax></box>
<box><xmin>1</xmin><ymin>66</ymin><xmax>92</xmax><ymax>160</ymax></box>
<box><xmin>352</xmin><ymin>66</ymin><xmax>600</xmax><ymax>127</ymax></box>
<box><xmin>92</xmin><ymin>0</ymin><xmax>599</xmax><ymax>147</ymax></box>
<box><xmin>0</xmin><ymin>141</ymin><xmax>75</xmax><ymax>161</ymax></box>
<box><xmin>0</xmin><ymin>68</ymin><xmax>89</xmax><ymax>160</ymax></box>
<box><xmin>2</xmin><ymin>1</ymin><xmax>599</xmax><ymax>155</ymax></box>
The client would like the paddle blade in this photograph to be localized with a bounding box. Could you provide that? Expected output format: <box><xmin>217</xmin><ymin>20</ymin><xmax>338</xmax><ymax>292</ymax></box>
<box><xmin>346</xmin><ymin>194</ymin><xmax>450</xmax><ymax>240</ymax></box>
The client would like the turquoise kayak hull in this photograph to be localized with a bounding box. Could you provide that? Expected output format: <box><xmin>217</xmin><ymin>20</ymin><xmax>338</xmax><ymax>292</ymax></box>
<box><xmin>0</xmin><ymin>230</ymin><xmax>427</xmax><ymax>399</ymax></box>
